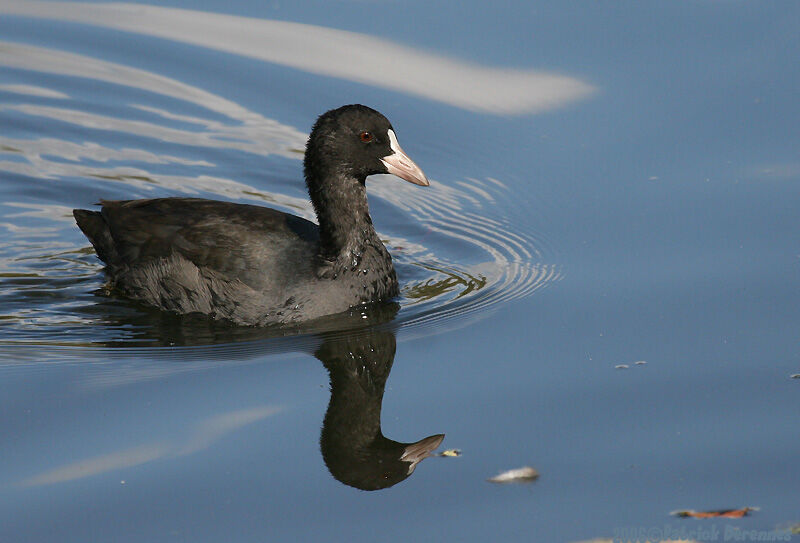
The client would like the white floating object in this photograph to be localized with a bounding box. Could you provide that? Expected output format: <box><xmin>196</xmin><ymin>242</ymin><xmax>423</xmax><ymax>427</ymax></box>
<box><xmin>439</xmin><ymin>449</ymin><xmax>461</xmax><ymax>457</ymax></box>
<box><xmin>487</xmin><ymin>466</ymin><xmax>539</xmax><ymax>484</ymax></box>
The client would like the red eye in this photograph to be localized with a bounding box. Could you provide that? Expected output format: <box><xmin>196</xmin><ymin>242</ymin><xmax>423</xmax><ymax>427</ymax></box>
<box><xmin>359</xmin><ymin>131</ymin><xmax>374</xmax><ymax>143</ymax></box>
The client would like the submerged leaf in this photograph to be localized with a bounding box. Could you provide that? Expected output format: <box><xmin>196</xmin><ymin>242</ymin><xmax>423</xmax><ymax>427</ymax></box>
<box><xmin>671</xmin><ymin>507</ymin><xmax>758</xmax><ymax>519</ymax></box>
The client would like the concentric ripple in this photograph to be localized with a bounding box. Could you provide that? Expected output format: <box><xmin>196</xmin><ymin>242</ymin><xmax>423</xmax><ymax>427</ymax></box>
<box><xmin>373</xmin><ymin>177</ymin><xmax>561</xmax><ymax>333</ymax></box>
<box><xmin>0</xmin><ymin>39</ymin><xmax>561</xmax><ymax>355</ymax></box>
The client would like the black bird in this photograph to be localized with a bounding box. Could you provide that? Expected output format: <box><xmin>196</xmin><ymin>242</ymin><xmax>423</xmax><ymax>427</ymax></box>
<box><xmin>316</xmin><ymin>310</ymin><xmax>444</xmax><ymax>491</ymax></box>
<box><xmin>73</xmin><ymin>105</ymin><xmax>429</xmax><ymax>325</ymax></box>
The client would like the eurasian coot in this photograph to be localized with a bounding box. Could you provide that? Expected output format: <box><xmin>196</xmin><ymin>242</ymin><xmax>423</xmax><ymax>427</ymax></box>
<box><xmin>73</xmin><ymin>104</ymin><xmax>429</xmax><ymax>325</ymax></box>
<box><xmin>316</xmin><ymin>309</ymin><xmax>444</xmax><ymax>490</ymax></box>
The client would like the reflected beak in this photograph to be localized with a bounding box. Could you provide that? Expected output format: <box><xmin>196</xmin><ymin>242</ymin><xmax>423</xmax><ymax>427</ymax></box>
<box><xmin>400</xmin><ymin>433</ymin><xmax>445</xmax><ymax>473</ymax></box>
<box><xmin>380</xmin><ymin>129</ymin><xmax>430</xmax><ymax>186</ymax></box>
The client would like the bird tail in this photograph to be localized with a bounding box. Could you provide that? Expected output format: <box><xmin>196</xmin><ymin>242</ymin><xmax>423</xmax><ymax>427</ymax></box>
<box><xmin>73</xmin><ymin>209</ymin><xmax>120</xmax><ymax>267</ymax></box>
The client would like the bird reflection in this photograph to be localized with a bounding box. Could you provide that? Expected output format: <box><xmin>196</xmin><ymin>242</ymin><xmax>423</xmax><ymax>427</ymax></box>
<box><xmin>315</xmin><ymin>303</ymin><xmax>444</xmax><ymax>491</ymax></box>
<box><xmin>60</xmin><ymin>299</ymin><xmax>445</xmax><ymax>490</ymax></box>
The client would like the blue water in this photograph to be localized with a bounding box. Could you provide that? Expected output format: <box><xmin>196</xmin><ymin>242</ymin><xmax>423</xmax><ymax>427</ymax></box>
<box><xmin>1</xmin><ymin>2</ymin><xmax>799</xmax><ymax>542</ymax></box>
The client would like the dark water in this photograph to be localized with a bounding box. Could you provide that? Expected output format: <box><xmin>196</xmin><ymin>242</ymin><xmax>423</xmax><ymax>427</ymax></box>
<box><xmin>1</xmin><ymin>2</ymin><xmax>799</xmax><ymax>542</ymax></box>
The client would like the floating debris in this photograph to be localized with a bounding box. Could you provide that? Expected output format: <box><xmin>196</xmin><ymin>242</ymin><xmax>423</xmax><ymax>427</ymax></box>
<box><xmin>776</xmin><ymin>522</ymin><xmax>800</xmax><ymax>534</ymax></box>
<box><xmin>438</xmin><ymin>449</ymin><xmax>461</xmax><ymax>457</ymax></box>
<box><xmin>616</xmin><ymin>361</ymin><xmax>648</xmax><ymax>370</ymax></box>
<box><xmin>672</xmin><ymin>507</ymin><xmax>758</xmax><ymax>519</ymax></box>
<box><xmin>487</xmin><ymin>466</ymin><xmax>539</xmax><ymax>484</ymax></box>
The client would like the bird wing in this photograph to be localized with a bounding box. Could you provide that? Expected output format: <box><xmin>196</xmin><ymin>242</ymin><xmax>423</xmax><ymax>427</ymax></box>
<box><xmin>89</xmin><ymin>198</ymin><xmax>319</xmax><ymax>284</ymax></box>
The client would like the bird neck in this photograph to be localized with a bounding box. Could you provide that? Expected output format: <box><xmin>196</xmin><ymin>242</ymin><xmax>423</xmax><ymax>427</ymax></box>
<box><xmin>318</xmin><ymin>332</ymin><xmax>394</xmax><ymax>455</ymax></box>
<box><xmin>307</xmin><ymin>170</ymin><xmax>383</xmax><ymax>260</ymax></box>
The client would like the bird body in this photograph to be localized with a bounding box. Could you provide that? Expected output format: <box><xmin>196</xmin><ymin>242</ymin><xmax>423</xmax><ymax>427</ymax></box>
<box><xmin>73</xmin><ymin>105</ymin><xmax>428</xmax><ymax>325</ymax></box>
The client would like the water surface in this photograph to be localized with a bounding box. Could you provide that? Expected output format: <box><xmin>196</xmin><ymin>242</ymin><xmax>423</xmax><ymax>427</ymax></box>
<box><xmin>1</xmin><ymin>2</ymin><xmax>799</xmax><ymax>542</ymax></box>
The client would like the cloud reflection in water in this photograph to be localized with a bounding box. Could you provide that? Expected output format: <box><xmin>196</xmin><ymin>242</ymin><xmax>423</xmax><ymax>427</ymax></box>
<box><xmin>17</xmin><ymin>405</ymin><xmax>282</xmax><ymax>487</ymax></box>
<box><xmin>1</xmin><ymin>1</ymin><xmax>595</xmax><ymax>114</ymax></box>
